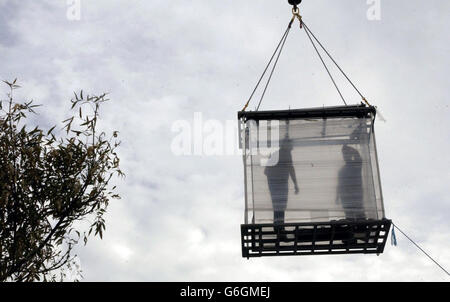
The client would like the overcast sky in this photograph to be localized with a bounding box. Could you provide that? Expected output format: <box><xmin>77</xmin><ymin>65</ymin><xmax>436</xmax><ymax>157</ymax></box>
<box><xmin>1</xmin><ymin>0</ymin><xmax>449</xmax><ymax>281</ymax></box>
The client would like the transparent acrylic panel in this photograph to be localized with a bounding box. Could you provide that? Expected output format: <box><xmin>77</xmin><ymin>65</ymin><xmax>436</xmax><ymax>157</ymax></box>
<box><xmin>242</xmin><ymin>116</ymin><xmax>385</xmax><ymax>224</ymax></box>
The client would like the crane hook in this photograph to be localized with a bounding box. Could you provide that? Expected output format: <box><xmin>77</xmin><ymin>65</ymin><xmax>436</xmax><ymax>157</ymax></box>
<box><xmin>290</xmin><ymin>3</ymin><xmax>303</xmax><ymax>28</ymax></box>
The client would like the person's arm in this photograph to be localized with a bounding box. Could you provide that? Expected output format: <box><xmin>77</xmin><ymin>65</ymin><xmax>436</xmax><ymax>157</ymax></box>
<box><xmin>335</xmin><ymin>170</ymin><xmax>342</xmax><ymax>204</ymax></box>
<box><xmin>284</xmin><ymin>147</ymin><xmax>299</xmax><ymax>194</ymax></box>
<box><xmin>335</xmin><ymin>185</ymin><xmax>340</xmax><ymax>204</ymax></box>
<box><xmin>289</xmin><ymin>165</ymin><xmax>299</xmax><ymax>194</ymax></box>
<box><xmin>286</xmin><ymin>152</ymin><xmax>299</xmax><ymax>194</ymax></box>
<box><xmin>352</xmin><ymin>149</ymin><xmax>362</xmax><ymax>163</ymax></box>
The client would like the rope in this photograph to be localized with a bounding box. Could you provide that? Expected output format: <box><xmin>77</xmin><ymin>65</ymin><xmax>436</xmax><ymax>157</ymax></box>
<box><xmin>241</xmin><ymin>20</ymin><xmax>293</xmax><ymax>112</ymax></box>
<box><xmin>392</xmin><ymin>222</ymin><xmax>450</xmax><ymax>277</ymax></box>
<box><xmin>302</xmin><ymin>21</ymin><xmax>347</xmax><ymax>106</ymax></box>
<box><xmin>302</xmin><ymin>22</ymin><xmax>370</xmax><ymax>106</ymax></box>
<box><xmin>256</xmin><ymin>21</ymin><xmax>292</xmax><ymax>111</ymax></box>
<box><xmin>241</xmin><ymin>10</ymin><xmax>373</xmax><ymax>111</ymax></box>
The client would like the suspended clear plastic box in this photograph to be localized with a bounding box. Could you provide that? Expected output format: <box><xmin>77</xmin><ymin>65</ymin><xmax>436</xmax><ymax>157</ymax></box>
<box><xmin>238</xmin><ymin>104</ymin><xmax>391</xmax><ymax>257</ymax></box>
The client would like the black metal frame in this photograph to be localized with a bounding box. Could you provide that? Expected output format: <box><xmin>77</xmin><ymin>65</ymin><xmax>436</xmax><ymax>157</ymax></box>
<box><xmin>238</xmin><ymin>104</ymin><xmax>376</xmax><ymax>122</ymax></box>
<box><xmin>241</xmin><ymin>219</ymin><xmax>391</xmax><ymax>258</ymax></box>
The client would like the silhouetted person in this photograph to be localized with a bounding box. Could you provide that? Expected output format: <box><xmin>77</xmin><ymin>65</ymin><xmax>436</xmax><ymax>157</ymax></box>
<box><xmin>264</xmin><ymin>137</ymin><xmax>299</xmax><ymax>234</ymax></box>
<box><xmin>336</xmin><ymin>145</ymin><xmax>365</xmax><ymax>220</ymax></box>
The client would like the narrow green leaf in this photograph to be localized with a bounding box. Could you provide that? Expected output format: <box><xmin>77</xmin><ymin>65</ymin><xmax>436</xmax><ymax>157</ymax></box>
<box><xmin>47</xmin><ymin>125</ymin><xmax>56</xmax><ymax>135</ymax></box>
